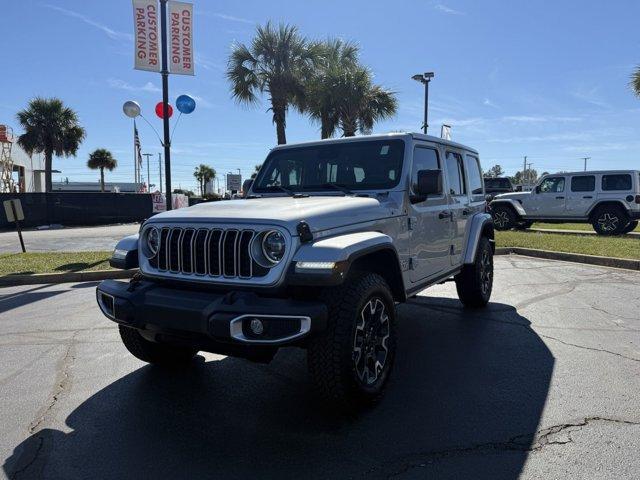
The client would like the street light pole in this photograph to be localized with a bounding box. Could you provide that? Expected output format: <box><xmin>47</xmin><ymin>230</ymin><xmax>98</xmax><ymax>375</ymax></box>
<box><xmin>142</xmin><ymin>153</ymin><xmax>153</xmax><ymax>189</ymax></box>
<box><xmin>158</xmin><ymin>152</ymin><xmax>163</xmax><ymax>193</ymax></box>
<box><xmin>582</xmin><ymin>157</ymin><xmax>590</xmax><ymax>171</ymax></box>
<box><xmin>412</xmin><ymin>72</ymin><xmax>435</xmax><ymax>134</ymax></box>
<box><xmin>159</xmin><ymin>0</ymin><xmax>172</xmax><ymax>210</ymax></box>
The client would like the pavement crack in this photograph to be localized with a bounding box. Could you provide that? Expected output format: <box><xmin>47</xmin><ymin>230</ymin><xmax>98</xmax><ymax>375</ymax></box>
<box><xmin>540</xmin><ymin>334</ymin><xmax>640</xmax><ymax>363</ymax></box>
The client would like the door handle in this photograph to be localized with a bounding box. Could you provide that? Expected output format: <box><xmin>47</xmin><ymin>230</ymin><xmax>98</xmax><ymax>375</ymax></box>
<box><xmin>555</xmin><ymin>196</ymin><xmax>565</xmax><ymax>200</ymax></box>
<box><xmin>438</xmin><ymin>211</ymin><xmax>452</xmax><ymax>220</ymax></box>
<box><xmin>583</xmin><ymin>196</ymin><xmax>593</xmax><ymax>199</ymax></box>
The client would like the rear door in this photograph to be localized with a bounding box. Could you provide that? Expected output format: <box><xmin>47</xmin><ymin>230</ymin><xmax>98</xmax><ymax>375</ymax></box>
<box><xmin>444</xmin><ymin>150</ymin><xmax>471</xmax><ymax>266</ymax></box>
<box><xmin>408</xmin><ymin>144</ymin><xmax>452</xmax><ymax>283</ymax></box>
<box><xmin>566</xmin><ymin>175</ymin><xmax>596</xmax><ymax>217</ymax></box>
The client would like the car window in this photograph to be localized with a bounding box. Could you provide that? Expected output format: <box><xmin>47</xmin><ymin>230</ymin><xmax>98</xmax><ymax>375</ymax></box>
<box><xmin>484</xmin><ymin>178</ymin><xmax>511</xmax><ymax>189</ymax></box>
<box><xmin>538</xmin><ymin>177</ymin><xmax>565</xmax><ymax>193</ymax></box>
<box><xmin>464</xmin><ymin>154</ymin><xmax>484</xmax><ymax>200</ymax></box>
<box><xmin>411</xmin><ymin>147</ymin><xmax>440</xmax><ymax>197</ymax></box>
<box><xmin>253</xmin><ymin>140</ymin><xmax>404</xmax><ymax>192</ymax></box>
<box><xmin>602</xmin><ymin>174</ymin><xmax>632</xmax><ymax>191</ymax></box>
<box><xmin>445</xmin><ymin>151</ymin><xmax>466</xmax><ymax>196</ymax></box>
<box><xmin>571</xmin><ymin>175</ymin><xmax>595</xmax><ymax>192</ymax></box>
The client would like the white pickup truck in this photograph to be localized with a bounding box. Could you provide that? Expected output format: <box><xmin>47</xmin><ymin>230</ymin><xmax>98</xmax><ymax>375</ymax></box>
<box><xmin>490</xmin><ymin>170</ymin><xmax>640</xmax><ymax>235</ymax></box>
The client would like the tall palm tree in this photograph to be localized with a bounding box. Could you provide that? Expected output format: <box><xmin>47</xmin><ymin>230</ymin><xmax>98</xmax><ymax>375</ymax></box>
<box><xmin>305</xmin><ymin>39</ymin><xmax>360</xmax><ymax>139</ymax></box>
<box><xmin>334</xmin><ymin>66</ymin><xmax>398</xmax><ymax>137</ymax></box>
<box><xmin>227</xmin><ymin>22</ymin><xmax>318</xmax><ymax>145</ymax></box>
<box><xmin>194</xmin><ymin>164</ymin><xmax>216</xmax><ymax>196</ymax></box>
<box><xmin>16</xmin><ymin>97</ymin><xmax>86</xmax><ymax>192</ymax></box>
<box><xmin>87</xmin><ymin>149</ymin><xmax>118</xmax><ymax>192</ymax></box>
<box><xmin>632</xmin><ymin>66</ymin><xmax>640</xmax><ymax>97</ymax></box>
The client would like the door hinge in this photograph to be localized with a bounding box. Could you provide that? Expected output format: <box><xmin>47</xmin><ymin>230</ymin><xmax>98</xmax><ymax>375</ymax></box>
<box><xmin>408</xmin><ymin>216</ymin><xmax>417</xmax><ymax>230</ymax></box>
<box><xmin>409</xmin><ymin>256</ymin><xmax>417</xmax><ymax>270</ymax></box>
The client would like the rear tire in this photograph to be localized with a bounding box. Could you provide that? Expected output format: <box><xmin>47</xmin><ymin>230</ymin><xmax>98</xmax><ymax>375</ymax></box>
<box><xmin>307</xmin><ymin>272</ymin><xmax>397</xmax><ymax>409</ymax></box>
<box><xmin>455</xmin><ymin>236</ymin><xmax>493</xmax><ymax>308</ymax></box>
<box><xmin>515</xmin><ymin>220</ymin><xmax>533</xmax><ymax>230</ymax></box>
<box><xmin>591</xmin><ymin>205</ymin><xmax>629</xmax><ymax>235</ymax></box>
<box><xmin>621</xmin><ymin>220</ymin><xmax>638</xmax><ymax>234</ymax></box>
<box><xmin>118</xmin><ymin>325</ymin><xmax>197</xmax><ymax>366</ymax></box>
<box><xmin>491</xmin><ymin>205</ymin><xmax>517</xmax><ymax>230</ymax></box>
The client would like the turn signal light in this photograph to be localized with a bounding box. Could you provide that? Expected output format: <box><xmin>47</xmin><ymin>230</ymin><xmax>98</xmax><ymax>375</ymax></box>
<box><xmin>635</xmin><ymin>195</ymin><xmax>640</xmax><ymax>204</ymax></box>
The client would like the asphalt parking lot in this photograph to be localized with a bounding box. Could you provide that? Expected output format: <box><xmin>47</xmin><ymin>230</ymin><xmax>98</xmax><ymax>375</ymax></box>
<box><xmin>1</xmin><ymin>256</ymin><xmax>638</xmax><ymax>479</ymax></box>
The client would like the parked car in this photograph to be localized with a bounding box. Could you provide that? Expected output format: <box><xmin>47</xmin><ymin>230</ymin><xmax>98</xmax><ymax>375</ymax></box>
<box><xmin>490</xmin><ymin>170</ymin><xmax>640</xmax><ymax>234</ymax></box>
<box><xmin>484</xmin><ymin>177</ymin><xmax>515</xmax><ymax>201</ymax></box>
<box><xmin>96</xmin><ymin>133</ymin><xmax>495</xmax><ymax>408</ymax></box>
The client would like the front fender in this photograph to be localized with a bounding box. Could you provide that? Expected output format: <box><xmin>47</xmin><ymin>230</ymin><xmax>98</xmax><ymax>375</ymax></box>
<box><xmin>110</xmin><ymin>234</ymin><xmax>139</xmax><ymax>270</ymax></box>
<box><xmin>463</xmin><ymin>214</ymin><xmax>494</xmax><ymax>264</ymax></box>
<box><xmin>490</xmin><ymin>198</ymin><xmax>527</xmax><ymax>217</ymax></box>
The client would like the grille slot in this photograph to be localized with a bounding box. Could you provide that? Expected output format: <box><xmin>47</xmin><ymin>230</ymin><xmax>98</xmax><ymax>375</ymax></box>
<box><xmin>154</xmin><ymin>226</ymin><xmax>267</xmax><ymax>279</ymax></box>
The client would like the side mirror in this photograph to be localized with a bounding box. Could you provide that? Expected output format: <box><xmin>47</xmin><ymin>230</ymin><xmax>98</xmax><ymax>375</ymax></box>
<box><xmin>535</xmin><ymin>185</ymin><xmax>541</xmax><ymax>194</ymax></box>
<box><xmin>414</xmin><ymin>169</ymin><xmax>442</xmax><ymax>198</ymax></box>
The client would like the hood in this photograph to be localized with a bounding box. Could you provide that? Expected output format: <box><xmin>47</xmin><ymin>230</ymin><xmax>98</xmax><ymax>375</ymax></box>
<box><xmin>148</xmin><ymin>194</ymin><xmax>401</xmax><ymax>234</ymax></box>
<box><xmin>494</xmin><ymin>191</ymin><xmax>530</xmax><ymax>200</ymax></box>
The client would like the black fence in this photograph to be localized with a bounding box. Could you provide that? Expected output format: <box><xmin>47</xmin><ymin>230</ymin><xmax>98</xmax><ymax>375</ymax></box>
<box><xmin>0</xmin><ymin>193</ymin><xmax>154</xmax><ymax>229</ymax></box>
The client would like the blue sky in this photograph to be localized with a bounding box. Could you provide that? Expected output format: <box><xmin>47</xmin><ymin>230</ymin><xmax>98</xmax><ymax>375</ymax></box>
<box><xmin>1</xmin><ymin>0</ymin><xmax>639</xmax><ymax>192</ymax></box>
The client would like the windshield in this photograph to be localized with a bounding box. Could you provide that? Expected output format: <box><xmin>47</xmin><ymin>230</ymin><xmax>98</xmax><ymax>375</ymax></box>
<box><xmin>253</xmin><ymin>139</ymin><xmax>405</xmax><ymax>192</ymax></box>
<box><xmin>484</xmin><ymin>178</ymin><xmax>512</xmax><ymax>189</ymax></box>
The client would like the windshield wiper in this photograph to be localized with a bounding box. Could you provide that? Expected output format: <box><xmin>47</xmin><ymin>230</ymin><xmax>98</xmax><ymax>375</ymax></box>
<box><xmin>321</xmin><ymin>182</ymin><xmax>354</xmax><ymax>195</ymax></box>
<box><xmin>268</xmin><ymin>185</ymin><xmax>308</xmax><ymax>198</ymax></box>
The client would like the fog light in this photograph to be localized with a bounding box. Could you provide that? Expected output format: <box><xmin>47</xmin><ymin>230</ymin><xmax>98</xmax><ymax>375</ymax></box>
<box><xmin>250</xmin><ymin>318</ymin><xmax>264</xmax><ymax>335</ymax></box>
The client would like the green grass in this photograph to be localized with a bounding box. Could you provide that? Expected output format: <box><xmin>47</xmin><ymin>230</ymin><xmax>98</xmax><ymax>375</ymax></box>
<box><xmin>496</xmin><ymin>231</ymin><xmax>640</xmax><ymax>260</ymax></box>
<box><xmin>532</xmin><ymin>222</ymin><xmax>640</xmax><ymax>232</ymax></box>
<box><xmin>0</xmin><ymin>251</ymin><xmax>113</xmax><ymax>276</ymax></box>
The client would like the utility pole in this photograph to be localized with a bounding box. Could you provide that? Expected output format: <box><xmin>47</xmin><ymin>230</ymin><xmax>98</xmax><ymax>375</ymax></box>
<box><xmin>142</xmin><ymin>153</ymin><xmax>153</xmax><ymax>190</ymax></box>
<box><xmin>412</xmin><ymin>72</ymin><xmax>435</xmax><ymax>134</ymax></box>
<box><xmin>523</xmin><ymin>156</ymin><xmax>527</xmax><ymax>188</ymax></box>
<box><xmin>527</xmin><ymin>162</ymin><xmax>534</xmax><ymax>188</ymax></box>
<box><xmin>158</xmin><ymin>152</ymin><xmax>163</xmax><ymax>193</ymax></box>
<box><xmin>582</xmin><ymin>157</ymin><xmax>590</xmax><ymax>172</ymax></box>
<box><xmin>160</xmin><ymin>0</ymin><xmax>172</xmax><ymax>210</ymax></box>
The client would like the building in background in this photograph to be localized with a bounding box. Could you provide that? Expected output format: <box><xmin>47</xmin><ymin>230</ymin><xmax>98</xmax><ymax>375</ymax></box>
<box><xmin>11</xmin><ymin>143</ymin><xmax>46</xmax><ymax>192</ymax></box>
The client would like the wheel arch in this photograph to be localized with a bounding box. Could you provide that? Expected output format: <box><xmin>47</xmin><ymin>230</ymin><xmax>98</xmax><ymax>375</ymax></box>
<box><xmin>490</xmin><ymin>199</ymin><xmax>525</xmax><ymax>218</ymax></box>
<box><xmin>347</xmin><ymin>247</ymin><xmax>406</xmax><ymax>302</ymax></box>
<box><xmin>587</xmin><ymin>201</ymin><xmax>630</xmax><ymax>222</ymax></box>
<box><xmin>464</xmin><ymin>213</ymin><xmax>495</xmax><ymax>264</ymax></box>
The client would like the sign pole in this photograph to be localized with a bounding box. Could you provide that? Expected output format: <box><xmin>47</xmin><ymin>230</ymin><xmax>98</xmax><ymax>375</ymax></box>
<box><xmin>160</xmin><ymin>0</ymin><xmax>172</xmax><ymax>210</ymax></box>
<box><xmin>10</xmin><ymin>200</ymin><xmax>25</xmax><ymax>253</ymax></box>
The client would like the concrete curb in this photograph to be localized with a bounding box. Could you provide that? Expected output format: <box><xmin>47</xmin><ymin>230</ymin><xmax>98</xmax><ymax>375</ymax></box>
<box><xmin>528</xmin><ymin>228</ymin><xmax>640</xmax><ymax>238</ymax></box>
<box><xmin>495</xmin><ymin>247</ymin><xmax>640</xmax><ymax>271</ymax></box>
<box><xmin>0</xmin><ymin>269</ymin><xmax>137</xmax><ymax>287</ymax></box>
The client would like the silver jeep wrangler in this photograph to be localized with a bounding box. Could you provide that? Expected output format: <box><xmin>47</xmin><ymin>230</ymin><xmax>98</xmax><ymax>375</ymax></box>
<box><xmin>97</xmin><ymin>133</ymin><xmax>495</xmax><ymax>407</ymax></box>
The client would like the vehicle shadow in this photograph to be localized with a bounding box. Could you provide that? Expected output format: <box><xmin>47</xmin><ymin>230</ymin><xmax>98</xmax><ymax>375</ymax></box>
<box><xmin>4</xmin><ymin>298</ymin><xmax>553</xmax><ymax>480</ymax></box>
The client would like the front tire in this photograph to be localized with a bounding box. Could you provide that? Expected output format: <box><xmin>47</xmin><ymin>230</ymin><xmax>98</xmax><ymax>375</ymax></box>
<box><xmin>118</xmin><ymin>325</ymin><xmax>198</xmax><ymax>366</ymax></box>
<box><xmin>307</xmin><ymin>273</ymin><xmax>397</xmax><ymax>409</ymax></box>
<box><xmin>491</xmin><ymin>205</ymin><xmax>517</xmax><ymax>230</ymax></box>
<box><xmin>592</xmin><ymin>205</ymin><xmax>629</xmax><ymax>235</ymax></box>
<box><xmin>455</xmin><ymin>236</ymin><xmax>493</xmax><ymax>308</ymax></box>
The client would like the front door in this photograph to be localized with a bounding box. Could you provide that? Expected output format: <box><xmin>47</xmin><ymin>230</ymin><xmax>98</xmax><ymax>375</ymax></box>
<box><xmin>532</xmin><ymin>176</ymin><xmax>567</xmax><ymax>217</ymax></box>
<box><xmin>444</xmin><ymin>150</ymin><xmax>471</xmax><ymax>265</ymax></box>
<box><xmin>409</xmin><ymin>145</ymin><xmax>452</xmax><ymax>283</ymax></box>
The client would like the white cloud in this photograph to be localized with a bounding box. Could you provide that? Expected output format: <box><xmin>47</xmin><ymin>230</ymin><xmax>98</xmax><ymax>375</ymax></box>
<box><xmin>107</xmin><ymin>78</ymin><xmax>161</xmax><ymax>93</ymax></box>
<box><xmin>434</xmin><ymin>4</ymin><xmax>465</xmax><ymax>15</ymax></box>
<box><xmin>483</xmin><ymin>98</ymin><xmax>499</xmax><ymax>108</ymax></box>
<box><xmin>184</xmin><ymin>94</ymin><xmax>214</xmax><ymax>109</ymax></box>
<box><xmin>202</xmin><ymin>12</ymin><xmax>254</xmax><ymax>24</ymax></box>
<box><xmin>43</xmin><ymin>4</ymin><xmax>133</xmax><ymax>42</ymax></box>
<box><xmin>502</xmin><ymin>115</ymin><xmax>582</xmax><ymax>123</ymax></box>
<box><xmin>571</xmin><ymin>85</ymin><xmax>610</xmax><ymax>108</ymax></box>
<box><xmin>488</xmin><ymin>132</ymin><xmax>591</xmax><ymax>143</ymax></box>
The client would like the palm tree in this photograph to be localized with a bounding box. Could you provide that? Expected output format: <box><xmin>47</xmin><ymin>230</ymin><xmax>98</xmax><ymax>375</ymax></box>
<box><xmin>16</xmin><ymin>97</ymin><xmax>86</xmax><ymax>192</ymax></box>
<box><xmin>632</xmin><ymin>66</ymin><xmax>640</xmax><ymax>97</ymax></box>
<box><xmin>251</xmin><ymin>164</ymin><xmax>262</xmax><ymax>179</ymax></box>
<box><xmin>305</xmin><ymin>39</ymin><xmax>360</xmax><ymax>139</ymax></box>
<box><xmin>227</xmin><ymin>22</ymin><xmax>318</xmax><ymax>145</ymax></box>
<box><xmin>194</xmin><ymin>164</ymin><xmax>216</xmax><ymax>196</ymax></box>
<box><xmin>87</xmin><ymin>149</ymin><xmax>118</xmax><ymax>192</ymax></box>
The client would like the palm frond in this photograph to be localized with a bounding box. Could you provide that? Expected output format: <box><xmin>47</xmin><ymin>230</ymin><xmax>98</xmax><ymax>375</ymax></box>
<box><xmin>631</xmin><ymin>66</ymin><xmax>640</xmax><ymax>98</ymax></box>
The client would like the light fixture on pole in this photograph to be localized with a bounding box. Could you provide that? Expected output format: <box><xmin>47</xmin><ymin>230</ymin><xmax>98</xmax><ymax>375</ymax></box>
<box><xmin>412</xmin><ymin>72</ymin><xmax>435</xmax><ymax>134</ymax></box>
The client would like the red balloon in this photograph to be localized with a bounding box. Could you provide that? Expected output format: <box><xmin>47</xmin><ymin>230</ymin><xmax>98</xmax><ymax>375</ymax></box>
<box><xmin>155</xmin><ymin>102</ymin><xmax>173</xmax><ymax>119</ymax></box>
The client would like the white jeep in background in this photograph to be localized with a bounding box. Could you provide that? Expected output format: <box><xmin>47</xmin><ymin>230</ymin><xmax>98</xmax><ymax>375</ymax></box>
<box><xmin>490</xmin><ymin>170</ymin><xmax>640</xmax><ymax>235</ymax></box>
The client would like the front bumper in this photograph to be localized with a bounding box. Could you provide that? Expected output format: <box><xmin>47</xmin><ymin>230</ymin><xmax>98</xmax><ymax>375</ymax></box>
<box><xmin>96</xmin><ymin>279</ymin><xmax>327</xmax><ymax>349</ymax></box>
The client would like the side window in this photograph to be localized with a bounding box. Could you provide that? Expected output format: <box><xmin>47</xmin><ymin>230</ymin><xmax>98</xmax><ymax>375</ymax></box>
<box><xmin>602</xmin><ymin>174</ymin><xmax>632</xmax><ymax>191</ymax></box>
<box><xmin>571</xmin><ymin>175</ymin><xmax>595</xmax><ymax>192</ymax></box>
<box><xmin>411</xmin><ymin>147</ymin><xmax>440</xmax><ymax>197</ymax></box>
<box><xmin>538</xmin><ymin>177</ymin><xmax>565</xmax><ymax>193</ymax></box>
<box><xmin>464</xmin><ymin>154</ymin><xmax>483</xmax><ymax>201</ymax></box>
<box><xmin>445</xmin><ymin>151</ymin><xmax>466</xmax><ymax>196</ymax></box>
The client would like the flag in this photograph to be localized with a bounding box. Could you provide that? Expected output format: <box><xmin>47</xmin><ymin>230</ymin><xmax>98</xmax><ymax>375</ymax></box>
<box><xmin>134</xmin><ymin>120</ymin><xmax>143</xmax><ymax>169</ymax></box>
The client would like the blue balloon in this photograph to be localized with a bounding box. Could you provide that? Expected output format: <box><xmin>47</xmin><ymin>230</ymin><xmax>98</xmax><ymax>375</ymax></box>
<box><xmin>176</xmin><ymin>95</ymin><xmax>196</xmax><ymax>114</ymax></box>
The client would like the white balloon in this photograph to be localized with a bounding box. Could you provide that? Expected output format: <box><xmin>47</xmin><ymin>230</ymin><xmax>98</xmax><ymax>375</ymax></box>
<box><xmin>123</xmin><ymin>101</ymin><xmax>141</xmax><ymax>118</ymax></box>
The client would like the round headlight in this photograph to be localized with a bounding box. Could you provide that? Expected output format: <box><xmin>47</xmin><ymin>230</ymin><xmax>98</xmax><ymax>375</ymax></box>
<box><xmin>144</xmin><ymin>227</ymin><xmax>159</xmax><ymax>258</ymax></box>
<box><xmin>261</xmin><ymin>230</ymin><xmax>286</xmax><ymax>264</ymax></box>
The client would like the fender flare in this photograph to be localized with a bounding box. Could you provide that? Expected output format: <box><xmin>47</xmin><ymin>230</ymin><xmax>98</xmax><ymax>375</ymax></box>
<box><xmin>586</xmin><ymin>200</ymin><xmax>631</xmax><ymax>219</ymax></box>
<box><xmin>292</xmin><ymin>231</ymin><xmax>397</xmax><ymax>264</ymax></box>
<box><xmin>463</xmin><ymin>213</ymin><xmax>495</xmax><ymax>264</ymax></box>
<box><xmin>490</xmin><ymin>198</ymin><xmax>527</xmax><ymax>217</ymax></box>
<box><xmin>110</xmin><ymin>234</ymin><xmax>139</xmax><ymax>270</ymax></box>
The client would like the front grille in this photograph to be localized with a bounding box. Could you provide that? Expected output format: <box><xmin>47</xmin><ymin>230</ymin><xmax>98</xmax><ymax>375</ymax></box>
<box><xmin>155</xmin><ymin>227</ymin><xmax>266</xmax><ymax>279</ymax></box>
